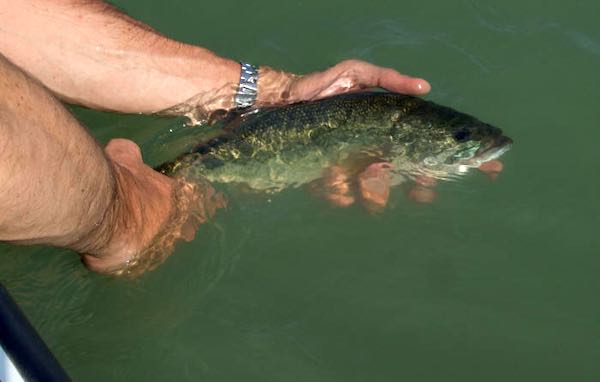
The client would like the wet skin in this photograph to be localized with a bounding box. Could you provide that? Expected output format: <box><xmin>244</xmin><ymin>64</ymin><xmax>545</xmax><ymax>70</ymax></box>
<box><xmin>312</xmin><ymin>160</ymin><xmax>505</xmax><ymax>211</ymax></box>
<box><xmin>0</xmin><ymin>0</ymin><xmax>431</xmax><ymax>276</ymax></box>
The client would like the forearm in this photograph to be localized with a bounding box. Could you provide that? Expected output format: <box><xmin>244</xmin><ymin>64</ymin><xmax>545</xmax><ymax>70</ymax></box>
<box><xmin>0</xmin><ymin>52</ymin><xmax>118</xmax><ymax>251</ymax></box>
<box><xmin>0</xmin><ymin>1</ymin><xmax>431</xmax><ymax>119</ymax></box>
<box><xmin>0</xmin><ymin>0</ymin><xmax>241</xmax><ymax>114</ymax></box>
<box><xmin>0</xmin><ymin>52</ymin><xmax>218</xmax><ymax>274</ymax></box>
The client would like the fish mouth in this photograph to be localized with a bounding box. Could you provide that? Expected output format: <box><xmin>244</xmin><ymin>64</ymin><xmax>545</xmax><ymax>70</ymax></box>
<box><xmin>473</xmin><ymin>136</ymin><xmax>513</xmax><ymax>163</ymax></box>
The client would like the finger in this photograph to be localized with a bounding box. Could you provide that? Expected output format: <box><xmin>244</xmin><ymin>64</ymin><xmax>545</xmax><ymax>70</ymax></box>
<box><xmin>486</xmin><ymin>172</ymin><xmax>499</xmax><ymax>181</ymax></box>
<box><xmin>358</xmin><ymin>162</ymin><xmax>392</xmax><ymax>211</ymax></box>
<box><xmin>326</xmin><ymin>193</ymin><xmax>355</xmax><ymax>207</ymax></box>
<box><xmin>334</xmin><ymin>60</ymin><xmax>431</xmax><ymax>96</ymax></box>
<box><xmin>375</xmin><ymin>66</ymin><xmax>431</xmax><ymax>95</ymax></box>
<box><xmin>104</xmin><ymin>138</ymin><xmax>143</xmax><ymax>164</ymax></box>
<box><xmin>408</xmin><ymin>185</ymin><xmax>436</xmax><ymax>204</ymax></box>
<box><xmin>308</xmin><ymin>165</ymin><xmax>356</xmax><ymax>207</ymax></box>
<box><xmin>415</xmin><ymin>175</ymin><xmax>437</xmax><ymax>188</ymax></box>
<box><xmin>296</xmin><ymin>60</ymin><xmax>432</xmax><ymax>101</ymax></box>
<box><xmin>478</xmin><ymin>160</ymin><xmax>504</xmax><ymax>173</ymax></box>
<box><xmin>179</xmin><ymin>220</ymin><xmax>198</xmax><ymax>242</ymax></box>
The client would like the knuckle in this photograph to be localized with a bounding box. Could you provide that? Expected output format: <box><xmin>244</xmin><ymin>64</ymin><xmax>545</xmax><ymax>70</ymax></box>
<box><xmin>338</xmin><ymin>59</ymin><xmax>365</xmax><ymax>69</ymax></box>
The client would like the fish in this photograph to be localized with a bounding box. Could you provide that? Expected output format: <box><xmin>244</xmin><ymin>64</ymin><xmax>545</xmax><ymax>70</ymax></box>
<box><xmin>156</xmin><ymin>92</ymin><xmax>512</xmax><ymax>191</ymax></box>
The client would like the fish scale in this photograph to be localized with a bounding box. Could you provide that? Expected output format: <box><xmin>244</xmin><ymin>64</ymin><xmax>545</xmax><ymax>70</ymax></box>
<box><xmin>156</xmin><ymin>92</ymin><xmax>511</xmax><ymax>190</ymax></box>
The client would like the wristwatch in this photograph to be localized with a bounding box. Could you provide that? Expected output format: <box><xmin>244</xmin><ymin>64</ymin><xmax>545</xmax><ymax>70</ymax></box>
<box><xmin>234</xmin><ymin>62</ymin><xmax>259</xmax><ymax>109</ymax></box>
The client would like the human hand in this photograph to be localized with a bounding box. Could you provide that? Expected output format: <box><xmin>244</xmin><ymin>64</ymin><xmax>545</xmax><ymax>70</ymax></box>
<box><xmin>310</xmin><ymin>159</ymin><xmax>505</xmax><ymax>212</ymax></box>
<box><xmin>257</xmin><ymin>59</ymin><xmax>431</xmax><ymax>107</ymax></box>
<box><xmin>311</xmin><ymin>161</ymin><xmax>395</xmax><ymax>213</ymax></box>
<box><xmin>82</xmin><ymin>139</ymin><xmax>226</xmax><ymax>276</ymax></box>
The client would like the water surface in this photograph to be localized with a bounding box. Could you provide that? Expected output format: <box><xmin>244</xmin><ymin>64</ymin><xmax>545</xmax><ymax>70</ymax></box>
<box><xmin>1</xmin><ymin>0</ymin><xmax>599</xmax><ymax>381</ymax></box>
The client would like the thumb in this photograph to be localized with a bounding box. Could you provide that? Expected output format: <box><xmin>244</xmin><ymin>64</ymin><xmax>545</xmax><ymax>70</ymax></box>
<box><xmin>104</xmin><ymin>138</ymin><xmax>143</xmax><ymax>164</ymax></box>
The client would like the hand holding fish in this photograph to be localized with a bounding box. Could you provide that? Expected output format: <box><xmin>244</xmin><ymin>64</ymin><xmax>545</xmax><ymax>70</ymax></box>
<box><xmin>0</xmin><ymin>0</ymin><xmax>496</xmax><ymax>278</ymax></box>
<box><xmin>257</xmin><ymin>60</ymin><xmax>431</xmax><ymax>107</ymax></box>
<box><xmin>311</xmin><ymin>160</ymin><xmax>505</xmax><ymax>212</ymax></box>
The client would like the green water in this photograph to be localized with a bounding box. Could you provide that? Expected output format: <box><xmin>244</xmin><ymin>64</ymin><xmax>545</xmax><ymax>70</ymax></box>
<box><xmin>1</xmin><ymin>0</ymin><xmax>599</xmax><ymax>381</ymax></box>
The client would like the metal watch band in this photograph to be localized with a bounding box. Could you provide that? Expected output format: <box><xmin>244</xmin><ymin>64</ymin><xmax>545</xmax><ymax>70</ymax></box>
<box><xmin>234</xmin><ymin>62</ymin><xmax>259</xmax><ymax>109</ymax></box>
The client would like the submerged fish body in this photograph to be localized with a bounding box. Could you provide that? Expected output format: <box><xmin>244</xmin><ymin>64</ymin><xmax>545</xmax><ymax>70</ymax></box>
<box><xmin>157</xmin><ymin>92</ymin><xmax>512</xmax><ymax>190</ymax></box>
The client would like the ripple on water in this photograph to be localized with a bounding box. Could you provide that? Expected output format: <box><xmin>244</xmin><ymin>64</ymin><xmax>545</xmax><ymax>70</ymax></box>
<box><xmin>567</xmin><ymin>30</ymin><xmax>600</xmax><ymax>56</ymax></box>
<box><xmin>0</xmin><ymin>245</ymin><xmax>96</xmax><ymax>370</ymax></box>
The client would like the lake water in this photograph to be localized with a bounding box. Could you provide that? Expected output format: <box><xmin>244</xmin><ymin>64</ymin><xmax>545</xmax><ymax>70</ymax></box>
<box><xmin>1</xmin><ymin>0</ymin><xmax>599</xmax><ymax>380</ymax></box>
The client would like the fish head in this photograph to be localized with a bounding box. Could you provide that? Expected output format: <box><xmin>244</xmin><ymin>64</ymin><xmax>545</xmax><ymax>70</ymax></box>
<box><xmin>411</xmin><ymin>112</ymin><xmax>512</xmax><ymax>175</ymax></box>
<box><xmin>447</xmin><ymin>121</ymin><xmax>512</xmax><ymax>165</ymax></box>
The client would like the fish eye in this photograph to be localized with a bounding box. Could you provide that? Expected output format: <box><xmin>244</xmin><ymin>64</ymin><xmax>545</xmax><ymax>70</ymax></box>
<box><xmin>453</xmin><ymin>129</ymin><xmax>470</xmax><ymax>142</ymax></box>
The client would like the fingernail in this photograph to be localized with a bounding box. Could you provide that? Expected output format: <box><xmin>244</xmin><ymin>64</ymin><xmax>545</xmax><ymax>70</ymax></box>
<box><xmin>416</xmin><ymin>80</ymin><xmax>431</xmax><ymax>94</ymax></box>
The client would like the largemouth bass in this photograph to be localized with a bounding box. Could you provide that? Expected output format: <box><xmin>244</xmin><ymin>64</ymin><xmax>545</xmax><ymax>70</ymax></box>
<box><xmin>156</xmin><ymin>92</ymin><xmax>512</xmax><ymax>191</ymax></box>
